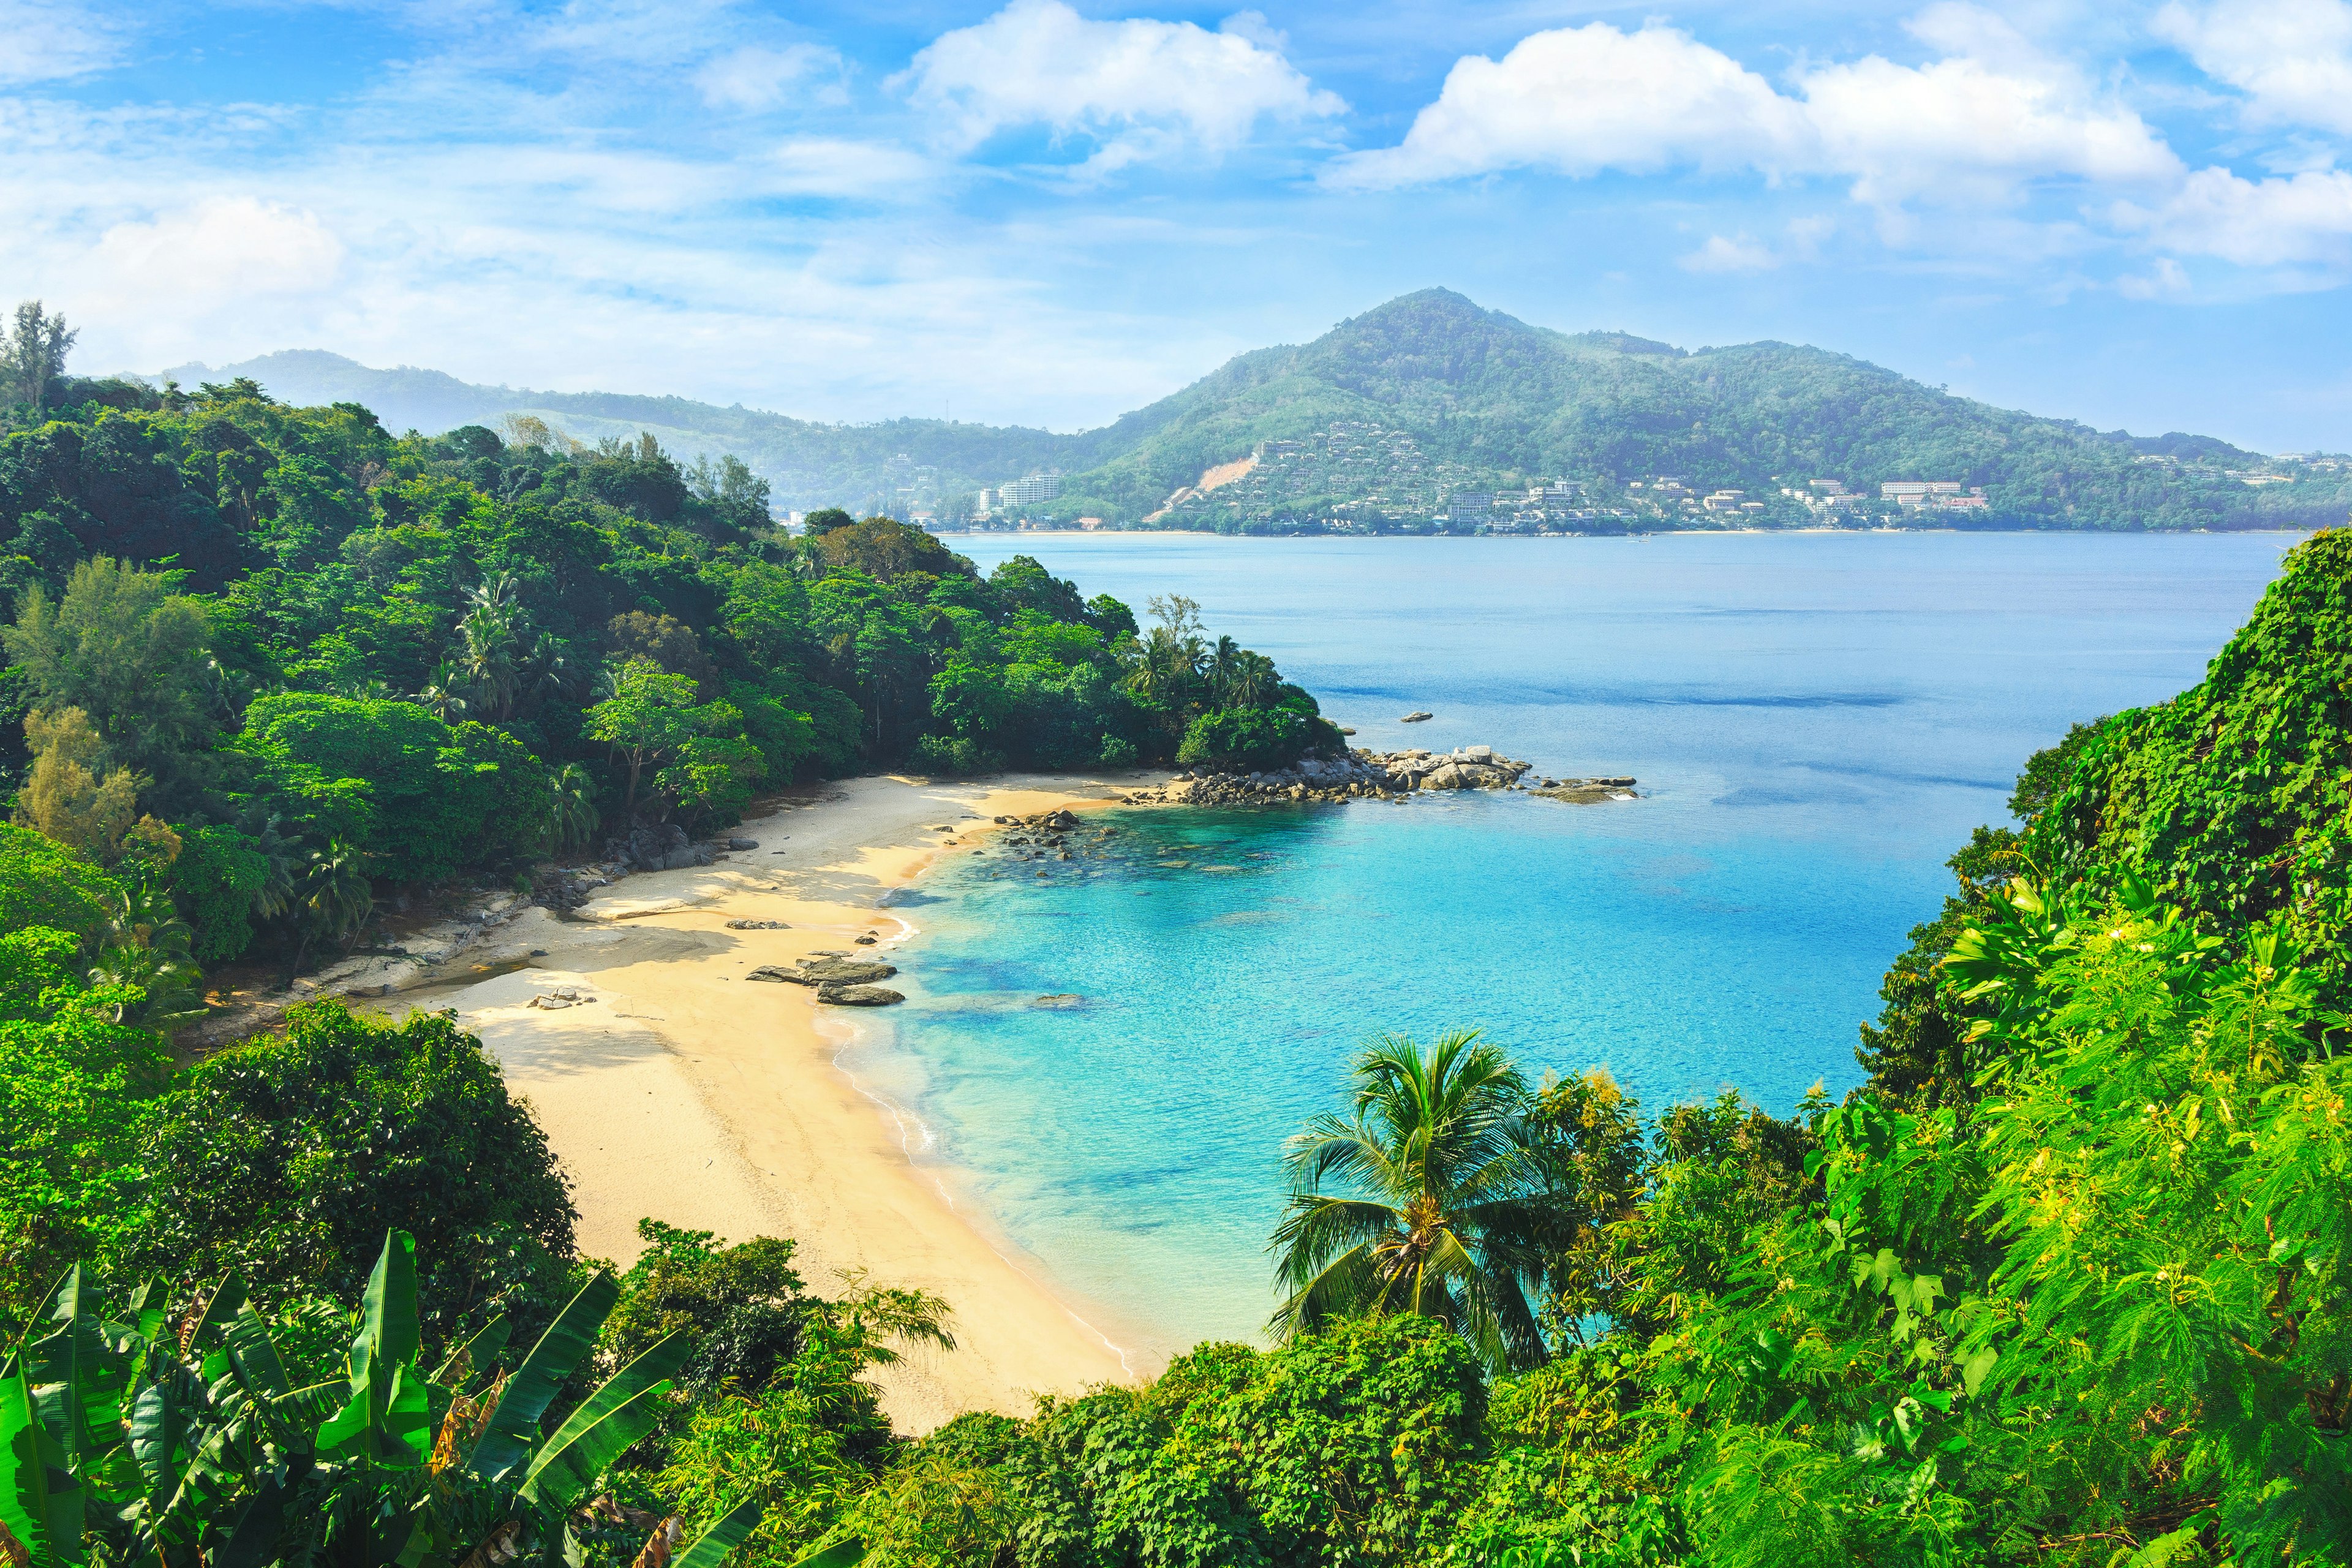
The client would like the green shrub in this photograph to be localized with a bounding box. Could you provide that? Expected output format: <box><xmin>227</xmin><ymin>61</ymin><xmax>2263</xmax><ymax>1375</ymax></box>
<box><xmin>0</xmin><ymin>819</ymin><xmax>123</xmax><ymax>947</ymax></box>
<box><xmin>1175</xmin><ymin>706</ymin><xmax>1321</xmax><ymax>771</ymax></box>
<box><xmin>123</xmin><ymin>1000</ymin><xmax>578</xmax><ymax>1342</ymax></box>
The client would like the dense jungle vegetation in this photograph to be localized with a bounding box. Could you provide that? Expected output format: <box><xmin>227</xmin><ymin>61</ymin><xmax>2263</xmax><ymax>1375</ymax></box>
<box><xmin>7</xmin><ymin>300</ymin><xmax>2352</xmax><ymax>1566</ymax></box>
<box><xmin>0</xmin><ymin>303</ymin><xmax>1336</xmax><ymax>976</ymax></box>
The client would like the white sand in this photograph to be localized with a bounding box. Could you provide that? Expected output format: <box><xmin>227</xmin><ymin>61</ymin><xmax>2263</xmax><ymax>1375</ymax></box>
<box><xmin>387</xmin><ymin>772</ymin><xmax>1157</xmax><ymax>1432</ymax></box>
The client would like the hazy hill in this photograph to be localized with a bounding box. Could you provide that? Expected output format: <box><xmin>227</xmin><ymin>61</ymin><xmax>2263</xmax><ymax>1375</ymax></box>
<box><xmin>160</xmin><ymin>292</ymin><xmax>2346</xmax><ymax>530</ymax></box>
<box><xmin>157</xmin><ymin>349</ymin><xmax>1079</xmax><ymax>516</ymax></box>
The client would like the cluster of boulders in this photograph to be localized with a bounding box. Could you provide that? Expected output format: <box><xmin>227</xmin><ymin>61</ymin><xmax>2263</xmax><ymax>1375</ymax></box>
<box><xmin>1115</xmin><ymin>745</ymin><xmax>1539</xmax><ymax>806</ymax></box>
<box><xmin>528</xmin><ymin>828</ymin><xmax>765</xmax><ymax>911</ymax></box>
<box><xmin>602</xmin><ymin>824</ymin><xmax>762</xmax><ymax>873</ymax></box>
<box><xmin>745</xmin><ymin>952</ymin><xmax>903</xmax><ymax>1006</ymax></box>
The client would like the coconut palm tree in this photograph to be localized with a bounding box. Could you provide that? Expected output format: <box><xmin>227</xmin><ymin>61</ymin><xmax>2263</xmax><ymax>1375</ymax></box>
<box><xmin>288</xmin><ymin>836</ymin><xmax>374</xmax><ymax>971</ymax></box>
<box><xmin>88</xmin><ymin>872</ymin><xmax>207</xmax><ymax>1030</ymax></box>
<box><xmin>1269</xmin><ymin>1029</ymin><xmax>1562</xmax><ymax>1371</ymax></box>
<box><xmin>417</xmin><ymin>655</ymin><xmax>472</xmax><ymax>721</ymax></box>
<box><xmin>543</xmin><ymin>760</ymin><xmax>602</xmax><ymax>852</ymax></box>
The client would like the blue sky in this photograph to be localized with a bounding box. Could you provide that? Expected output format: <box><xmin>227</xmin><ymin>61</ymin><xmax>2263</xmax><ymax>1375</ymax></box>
<box><xmin>7</xmin><ymin>0</ymin><xmax>2352</xmax><ymax>449</ymax></box>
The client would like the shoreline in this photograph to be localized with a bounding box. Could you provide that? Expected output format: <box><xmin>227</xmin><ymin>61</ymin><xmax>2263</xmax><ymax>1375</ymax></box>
<box><xmin>382</xmin><ymin>771</ymin><xmax>1162</xmax><ymax>1433</ymax></box>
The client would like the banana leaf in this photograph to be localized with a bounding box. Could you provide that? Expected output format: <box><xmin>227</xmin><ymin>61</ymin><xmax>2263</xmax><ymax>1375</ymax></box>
<box><xmin>467</xmin><ymin>1272</ymin><xmax>618</xmax><ymax>1485</ymax></box>
<box><xmin>668</xmin><ymin>1501</ymin><xmax>765</xmax><ymax>1568</ymax></box>
<box><xmin>783</xmin><ymin>1540</ymin><xmax>864</xmax><ymax>1568</ymax></box>
<box><xmin>23</xmin><ymin>1269</ymin><xmax>125</xmax><ymax>1469</ymax></box>
<box><xmin>209</xmin><ymin>1468</ymin><xmax>296</xmax><ymax>1568</ymax></box>
<box><xmin>515</xmin><ymin>1334</ymin><xmax>688</xmax><ymax>1508</ymax></box>
<box><xmin>127</xmin><ymin>1381</ymin><xmax>186</xmax><ymax>1523</ymax></box>
<box><xmin>1</xmin><ymin>1358</ymin><xmax>85</xmax><ymax>1568</ymax></box>
<box><xmin>432</xmin><ymin>1317</ymin><xmax>510</xmax><ymax>1391</ymax></box>
<box><xmin>350</xmin><ymin>1234</ymin><xmax>421</xmax><ymax>1414</ymax></box>
<box><xmin>219</xmin><ymin>1307</ymin><xmax>293</xmax><ymax>1406</ymax></box>
<box><xmin>186</xmin><ymin>1272</ymin><xmax>251</xmax><ymax>1359</ymax></box>
<box><xmin>516</xmin><ymin>1381</ymin><xmax>668</xmax><ymax>1510</ymax></box>
<box><xmin>312</xmin><ymin>1360</ymin><xmax>430</xmax><ymax>1468</ymax></box>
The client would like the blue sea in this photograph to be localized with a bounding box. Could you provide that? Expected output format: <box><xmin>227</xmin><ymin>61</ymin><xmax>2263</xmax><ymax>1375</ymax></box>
<box><xmin>840</xmin><ymin>532</ymin><xmax>2301</xmax><ymax>1363</ymax></box>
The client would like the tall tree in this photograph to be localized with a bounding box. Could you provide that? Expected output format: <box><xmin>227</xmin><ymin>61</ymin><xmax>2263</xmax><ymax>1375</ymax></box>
<box><xmin>2</xmin><ymin>556</ymin><xmax>215</xmax><ymax>776</ymax></box>
<box><xmin>4</xmin><ymin>300</ymin><xmax>75</xmax><ymax>414</ymax></box>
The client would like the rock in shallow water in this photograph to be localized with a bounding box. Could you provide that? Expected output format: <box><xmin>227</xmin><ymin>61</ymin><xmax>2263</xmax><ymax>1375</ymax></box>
<box><xmin>818</xmin><ymin>984</ymin><xmax>903</xmax><ymax>1006</ymax></box>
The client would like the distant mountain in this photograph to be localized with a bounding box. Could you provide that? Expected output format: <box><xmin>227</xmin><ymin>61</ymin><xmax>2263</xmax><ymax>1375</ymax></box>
<box><xmin>161</xmin><ymin>292</ymin><xmax>2348</xmax><ymax>531</ymax></box>
<box><xmin>156</xmin><ymin>350</ymin><xmax>1079</xmax><ymax>516</ymax></box>
<box><xmin>1045</xmin><ymin>289</ymin><xmax>2335</xmax><ymax>531</ymax></box>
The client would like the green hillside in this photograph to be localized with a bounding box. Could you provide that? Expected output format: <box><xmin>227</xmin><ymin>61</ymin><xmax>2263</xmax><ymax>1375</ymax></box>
<box><xmin>159</xmin><ymin>293</ymin><xmax>2352</xmax><ymax>532</ymax></box>
<box><xmin>1048</xmin><ymin>288</ymin><xmax>2351</xmax><ymax>530</ymax></box>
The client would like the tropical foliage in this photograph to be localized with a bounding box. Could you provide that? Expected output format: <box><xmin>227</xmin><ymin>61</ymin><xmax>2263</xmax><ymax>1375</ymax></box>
<box><xmin>0</xmin><ymin>315</ymin><xmax>1327</xmax><ymax>978</ymax></box>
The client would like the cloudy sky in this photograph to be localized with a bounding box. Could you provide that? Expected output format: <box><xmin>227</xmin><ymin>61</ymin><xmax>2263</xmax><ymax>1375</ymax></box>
<box><xmin>7</xmin><ymin>0</ymin><xmax>2352</xmax><ymax>448</ymax></box>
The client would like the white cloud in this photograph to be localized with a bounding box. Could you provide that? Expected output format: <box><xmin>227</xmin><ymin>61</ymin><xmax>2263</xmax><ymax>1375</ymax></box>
<box><xmin>0</xmin><ymin>0</ymin><xmax>123</xmax><ymax>85</ymax></box>
<box><xmin>1801</xmin><ymin>51</ymin><xmax>2179</xmax><ymax>205</ymax></box>
<box><xmin>88</xmin><ymin>198</ymin><xmax>345</xmax><ymax>308</ymax></box>
<box><xmin>898</xmin><ymin>0</ymin><xmax>1343</xmax><ymax>169</ymax></box>
<box><xmin>2154</xmin><ymin>0</ymin><xmax>2352</xmax><ymax>134</ymax></box>
<box><xmin>695</xmin><ymin>43</ymin><xmax>839</xmax><ymax>111</ymax></box>
<box><xmin>1328</xmin><ymin>9</ymin><xmax>2177</xmax><ymax>207</ymax></box>
<box><xmin>1682</xmin><ymin>233</ymin><xmax>1781</xmax><ymax>271</ymax></box>
<box><xmin>2113</xmin><ymin>165</ymin><xmax>2352</xmax><ymax>264</ymax></box>
<box><xmin>1325</xmin><ymin>23</ymin><xmax>1809</xmax><ymax>188</ymax></box>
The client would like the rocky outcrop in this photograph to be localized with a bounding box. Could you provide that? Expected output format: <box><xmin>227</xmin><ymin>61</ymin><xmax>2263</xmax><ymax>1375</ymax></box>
<box><xmin>747</xmin><ymin>957</ymin><xmax>899</xmax><ymax>986</ymax></box>
<box><xmin>1400</xmin><ymin>711</ymin><xmax>1434</xmax><ymax>723</ymax></box>
<box><xmin>818</xmin><ymin>984</ymin><xmax>903</xmax><ymax>1006</ymax></box>
<box><xmin>606</xmin><ymin>823</ymin><xmax>714</xmax><ymax>873</ymax></box>
<box><xmin>726</xmin><ymin>918</ymin><xmax>789</xmax><ymax>930</ymax></box>
<box><xmin>1117</xmin><ymin>745</ymin><xmax>1534</xmax><ymax>806</ymax></box>
<box><xmin>1532</xmin><ymin>776</ymin><xmax>1640</xmax><ymax>804</ymax></box>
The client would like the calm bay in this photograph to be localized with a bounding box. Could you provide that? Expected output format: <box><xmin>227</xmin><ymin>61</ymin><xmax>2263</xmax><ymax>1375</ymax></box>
<box><xmin>839</xmin><ymin>531</ymin><xmax>2302</xmax><ymax>1362</ymax></box>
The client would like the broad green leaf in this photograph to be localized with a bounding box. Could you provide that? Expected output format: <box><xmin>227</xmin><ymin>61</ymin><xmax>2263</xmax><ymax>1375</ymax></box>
<box><xmin>1960</xmin><ymin>1347</ymin><xmax>1997</xmax><ymax>1399</ymax></box>
<box><xmin>219</xmin><ymin>1308</ymin><xmax>293</xmax><ymax>1404</ymax></box>
<box><xmin>516</xmin><ymin>1333</ymin><xmax>688</xmax><ymax>1508</ymax></box>
<box><xmin>186</xmin><ymin>1273</ymin><xmax>249</xmax><ymax>1359</ymax></box>
<box><xmin>784</xmin><ymin>1537</ymin><xmax>864</xmax><ymax>1568</ymax></box>
<box><xmin>127</xmin><ymin>1381</ymin><xmax>185</xmax><ymax>1521</ymax></box>
<box><xmin>312</xmin><ymin>1387</ymin><xmax>372</xmax><ymax>1461</ymax></box>
<box><xmin>516</xmin><ymin>1382</ymin><xmax>669</xmax><ymax>1509</ymax></box>
<box><xmin>351</xmin><ymin>1232</ymin><xmax>421</xmax><ymax>1409</ymax></box>
<box><xmin>669</xmin><ymin>1501</ymin><xmax>766</xmax><ymax>1568</ymax></box>
<box><xmin>0</xmin><ymin>1360</ymin><xmax>85</xmax><ymax>1568</ymax></box>
<box><xmin>24</xmin><ymin>1291</ymin><xmax>122</xmax><ymax>1469</ymax></box>
<box><xmin>432</xmin><ymin>1317</ymin><xmax>510</xmax><ymax>1391</ymax></box>
<box><xmin>467</xmin><ymin>1271</ymin><xmax>618</xmax><ymax>1484</ymax></box>
<box><xmin>273</xmin><ymin>1381</ymin><xmax>346</xmax><ymax>1433</ymax></box>
<box><xmin>210</xmin><ymin>1472</ymin><xmax>292</xmax><ymax>1568</ymax></box>
<box><xmin>382</xmin><ymin>1364</ymin><xmax>432</xmax><ymax>1467</ymax></box>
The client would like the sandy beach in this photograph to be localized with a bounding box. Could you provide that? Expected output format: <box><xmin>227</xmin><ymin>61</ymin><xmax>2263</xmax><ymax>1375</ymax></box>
<box><xmin>386</xmin><ymin>771</ymin><xmax>1156</xmax><ymax>1432</ymax></box>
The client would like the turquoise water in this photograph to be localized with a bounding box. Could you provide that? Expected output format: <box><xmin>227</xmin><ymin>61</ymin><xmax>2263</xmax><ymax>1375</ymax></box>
<box><xmin>845</xmin><ymin>532</ymin><xmax>2302</xmax><ymax>1360</ymax></box>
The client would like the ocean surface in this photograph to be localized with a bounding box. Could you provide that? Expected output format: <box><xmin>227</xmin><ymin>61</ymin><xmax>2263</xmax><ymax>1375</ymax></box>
<box><xmin>839</xmin><ymin>531</ymin><xmax>2301</xmax><ymax>1363</ymax></box>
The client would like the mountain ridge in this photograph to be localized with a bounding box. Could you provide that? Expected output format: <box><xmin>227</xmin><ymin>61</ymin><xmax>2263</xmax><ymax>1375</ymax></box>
<box><xmin>154</xmin><ymin>289</ymin><xmax>2341</xmax><ymax>531</ymax></box>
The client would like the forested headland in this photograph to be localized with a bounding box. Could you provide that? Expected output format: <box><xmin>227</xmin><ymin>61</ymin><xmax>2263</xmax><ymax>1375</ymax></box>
<box><xmin>6</xmin><ymin>295</ymin><xmax>2352</xmax><ymax>1568</ymax></box>
<box><xmin>0</xmin><ymin>301</ymin><xmax>1337</xmax><ymax>979</ymax></box>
